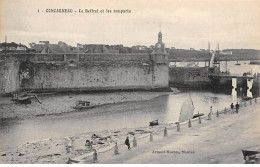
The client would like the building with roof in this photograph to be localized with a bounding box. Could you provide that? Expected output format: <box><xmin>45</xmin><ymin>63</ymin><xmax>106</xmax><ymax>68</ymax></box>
<box><xmin>58</xmin><ymin>41</ymin><xmax>73</xmax><ymax>53</ymax></box>
<box><xmin>29</xmin><ymin>43</ymin><xmax>45</xmax><ymax>53</ymax></box>
<box><xmin>41</xmin><ymin>44</ymin><xmax>66</xmax><ymax>53</ymax></box>
<box><xmin>0</xmin><ymin>42</ymin><xmax>28</xmax><ymax>52</ymax></box>
<box><xmin>29</xmin><ymin>41</ymin><xmax>73</xmax><ymax>53</ymax></box>
<box><xmin>75</xmin><ymin>44</ymin><xmax>109</xmax><ymax>53</ymax></box>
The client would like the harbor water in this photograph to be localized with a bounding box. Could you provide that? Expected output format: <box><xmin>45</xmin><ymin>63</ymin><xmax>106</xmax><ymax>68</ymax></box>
<box><xmin>0</xmin><ymin>60</ymin><xmax>259</xmax><ymax>150</ymax></box>
<box><xmin>0</xmin><ymin>90</ymin><xmax>242</xmax><ymax>150</ymax></box>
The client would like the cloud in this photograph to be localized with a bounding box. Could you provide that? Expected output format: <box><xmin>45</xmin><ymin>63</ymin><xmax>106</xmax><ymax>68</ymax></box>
<box><xmin>1</xmin><ymin>0</ymin><xmax>260</xmax><ymax>49</ymax></box>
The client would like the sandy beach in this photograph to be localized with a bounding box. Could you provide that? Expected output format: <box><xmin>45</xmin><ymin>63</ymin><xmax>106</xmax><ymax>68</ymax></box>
<box><xmin>0</xmin><ymin>97</ymin><xmax>259</xmax><ymax>164</ymax></box>
<box><xmin>0</xmin><ymin>90</ymin><xmax>177</xmax><ymax>163</ymax></box>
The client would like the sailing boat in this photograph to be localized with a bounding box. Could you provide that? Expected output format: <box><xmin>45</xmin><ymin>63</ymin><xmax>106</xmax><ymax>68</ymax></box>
<box><xmin>179</xmin><ymin>94</ymin><xmax>195</xmax><ymax>122</ymax></box>
<box><xmin>235</xmin><ymin>60</ymin><xmax>241</xmax><ymax>65</ymax></box>
<box><xmin>179</xmin><ymin>94</ymin><xmax>204</xmax><ymax>122</ymax></box>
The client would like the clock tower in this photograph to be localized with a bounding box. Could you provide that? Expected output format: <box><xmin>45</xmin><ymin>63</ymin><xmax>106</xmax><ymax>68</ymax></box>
<box><xmin>150</xmin><ymin>30</ymin><xmax>169</xmax><ymax>89</ymax></box>
<box><xmin>152</xmin><ymin>31</ymin><xmax>167</xmax><ymax>55</ymax></box>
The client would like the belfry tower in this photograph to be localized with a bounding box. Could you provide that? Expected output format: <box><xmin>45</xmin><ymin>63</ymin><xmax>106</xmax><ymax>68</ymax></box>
<box><xmin>150</xmin><ymin>30</ymin><xmax>169</xmax><ymax>89</ymax></box>
<box><xmin>152</xmin><ymin>31</ymin><xmax>167</xmax><ymax>55</ymax></box>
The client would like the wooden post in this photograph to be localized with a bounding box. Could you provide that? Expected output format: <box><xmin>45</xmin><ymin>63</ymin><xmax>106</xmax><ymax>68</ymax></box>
<box><xmin>177</xmin><ymin>122</ymin><xmax>180</xmax><ymax>132</ymax></box>
<box><xmin>150</xmin><ymin>133</ymin><xmax>153</xmax><ymax>142</ymax></box>
<box><xmin>133</xmin><ymin>137</ymin><xmax>137</xmax><ymax>147</ymax></box>
<box><xmin>164</xmin><ymin>127</ymin><xmax>168</xmax><ymax>137</ymax></box>
<box><xmin>114</xmin><ymin>142</ymin><xmax>119</xmax><ymax>155</ymax></box>
<box><xmin>199</xmin><ymin>116</ymin><xmax>202</xmax><ymax>124</ymax></box>
<box><xmin>188</xmin><ymin>119</ymin><xmax>191</xmax><ymax>127</ymax></box>
<box><xmin>216</xmin><ymin>110</ymin><xmax>219</xmax><ymax>117</ymax></box>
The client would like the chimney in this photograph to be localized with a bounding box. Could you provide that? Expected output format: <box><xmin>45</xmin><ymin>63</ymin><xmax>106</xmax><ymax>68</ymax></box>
<box><xmin>46</xmin><ymin>41</ymin><xmax>49</xmax><ymax>53</ymax></box>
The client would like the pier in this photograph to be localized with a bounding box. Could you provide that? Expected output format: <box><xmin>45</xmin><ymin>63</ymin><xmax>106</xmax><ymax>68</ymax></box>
<box><xmin>209</xmin><ymin>74</ymin><xmax>254</xmax><ymax>79</ymax></box>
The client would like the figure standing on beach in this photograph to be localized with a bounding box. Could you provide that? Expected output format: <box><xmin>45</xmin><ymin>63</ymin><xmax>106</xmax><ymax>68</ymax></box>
<box><xmin>125</xmin><ymin>137</ymin><xmax>131</xmax><ymax>150</ymax></box>
<box><xmin>85</xmin><ymin>140</ymin><xmax>93</xmax><ymax>151</ymax></box>
<box><xmin>230</xmin><ymin>103</ymin><xmax>234</xmax><ymax>113</ymax></box>
<box><xmin>235</xmin><ymin>102</ymin><xmax>240</xmax><ymax>113</ymax></box>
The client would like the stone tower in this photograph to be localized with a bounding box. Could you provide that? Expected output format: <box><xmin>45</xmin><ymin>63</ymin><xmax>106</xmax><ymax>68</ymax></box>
<box><xmin>150</xmin><ymin>31</ymin><xmax>169</xmax><ymax>89</ymax></box>
<box><xmin>152</xmin><ymin>31</ymin><xmax>167</xmax><ymax>55</ymax></box>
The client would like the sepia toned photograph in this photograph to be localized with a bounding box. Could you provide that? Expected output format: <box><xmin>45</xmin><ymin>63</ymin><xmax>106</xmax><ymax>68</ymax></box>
<box><xmin>0</xmin><ymin>0</ymin><xmax>259</xmax><ymax>164</ymax></box>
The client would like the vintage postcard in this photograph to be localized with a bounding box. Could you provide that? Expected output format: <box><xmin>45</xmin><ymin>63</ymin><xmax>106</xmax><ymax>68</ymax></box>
<box><xmin>0</xmin><ymin>0</ymin><xmax>259</xmax><ymax>164</ymax></box>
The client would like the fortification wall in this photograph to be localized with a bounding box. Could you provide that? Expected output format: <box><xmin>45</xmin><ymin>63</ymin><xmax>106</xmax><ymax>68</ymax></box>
<box><xmin>169</xmin><ymin>66</ymin><xmax>220</xmax><ymax>88</ymax></box>
<box><xmin>26</xmin><ymin>61</ymin><xmax>153</xmax><ymax>90</ymax></box>
<box><xmin>0</xmin><ymin>56</ymin><xmax>20</xmax><ymax>94</ymax></box>
<box><xmin>0</xmin><ymin>53</ymin><xmax>169</xmax><ymax>94</ymax></box>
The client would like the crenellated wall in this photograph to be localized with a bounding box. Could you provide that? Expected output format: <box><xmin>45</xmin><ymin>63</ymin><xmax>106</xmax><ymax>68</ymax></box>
<box><xmin>0</xmin><ymin>53</ymin><xmax>169</xmax><ymax>95</ymax></box>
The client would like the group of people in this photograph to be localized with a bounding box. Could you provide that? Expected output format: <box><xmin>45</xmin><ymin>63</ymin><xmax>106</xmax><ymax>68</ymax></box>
<box><xmin>231</xmin><ymin>102</ymin><xmax>240</xmax><ymax>113</ymax></box>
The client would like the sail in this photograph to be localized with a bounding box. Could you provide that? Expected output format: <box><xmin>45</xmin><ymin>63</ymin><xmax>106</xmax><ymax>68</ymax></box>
<box><xmin>209</xmin><ymin>52</ymin><xmax>215</xmax><ymax>67</ymax></box>
<box><xmin>179</xmin><ymin>95</ymin><xmax>195</xmax><ymax>122</ymax></box>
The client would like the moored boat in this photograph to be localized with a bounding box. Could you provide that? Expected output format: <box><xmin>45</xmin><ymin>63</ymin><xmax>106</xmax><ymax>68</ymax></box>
<box><xmin>193</xmin><ymin>113</ymin><xmax>204</xmax><ymax>119</ymax></box>
<box><xmin>149</xmin><ymin>119</ymin><xmax>159</xmax><ymax>126</ymax></box>
<box><xmin>242</xmin><ymin>149</ymin><xmax>260</xmax><ymax>163</ymax></box>
<box><xmin>235</xmin><ymin>60</ymin><xmax>241</xmax><ymax>65</ymax></box>
<box><xmin>71</xmin><ymin>100</ymin><xmax>95</xmax><ymax>109</ymax></box>
<box><xmin>249</xmin><ymin>60</ymin><xmax>260</xmax><ymax>65</ymax></box>
<box><xmin>12</xmin><ymin>93</ymin><xmax>38</xmax><ymax>104</ymax></box>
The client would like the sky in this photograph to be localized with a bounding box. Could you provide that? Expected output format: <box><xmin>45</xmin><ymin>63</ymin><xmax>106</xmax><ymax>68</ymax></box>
<box><xmin>0</xmin><ymin>0</ymin><xmax>260</xmax><ymax>50</ymax></box>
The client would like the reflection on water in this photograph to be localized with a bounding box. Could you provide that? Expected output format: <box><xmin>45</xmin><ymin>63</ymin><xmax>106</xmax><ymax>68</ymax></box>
<box><xmin>247</xmin><ymin>79</ymin><xmax>254</xmax><ymax>98</ymax></box>
<box><xmin>232</xmin><ymin>88</ymin><xmax>237</xmax><ymax>98</ymax></box>
<box><xmin>0</xmin><ymin>90</ymin><xmax>241</xmax><ymax>150</ymax></box>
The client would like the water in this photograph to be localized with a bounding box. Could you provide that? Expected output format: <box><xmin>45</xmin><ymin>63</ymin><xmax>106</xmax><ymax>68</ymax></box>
<box><xmin>0</xmin><ymin>90</ymin><xmax>241</xmax><ymax>150</ymax></box>
<box><xmin>219</xmin><ymin>60</ymin><xmax>260</xmax><ymax>76</ymax></box>
<box><xmin>171</xmin><ymin>60</ymin><xmax>260</xmax><ymax>75</ymax></box>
